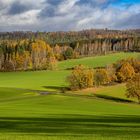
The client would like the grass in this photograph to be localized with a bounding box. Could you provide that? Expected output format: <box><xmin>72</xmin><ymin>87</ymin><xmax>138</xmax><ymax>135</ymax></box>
<box><xmin>0</xmin><ymin>52</ymin><xmax>138</xmax><ymax>91</ymax></box>
<box><xmin>95</xmin><ymin>84</ymin><xmax>134</xmax><ymax>101</ymax></box>
<box><xmin>0</xmin><ymin>70</ymin><xmax>69</xmax><ymax>90</ymax></box>
<box><xmin>71</xmin><ymin>84</ymin><xmax>137</xmax><ymax>103</ymax></box>
<box><xmin>0</xmin><ymin>88</ymin><xmax>140</xmax><ymax>140</ymax></box>
<box><xmin>58</xmin><ymin>52</ymin><xmax>140</xmax><ymax>70</ymax></box>
<box><xmin>0</xmin><ymin>87</ymin><xmax>37</xmax><ymax>102</ymax></box>
<box><xmin>0</xmin><ymin>52</ymin><xmax>140</xmax><ymax>139</ymax></box>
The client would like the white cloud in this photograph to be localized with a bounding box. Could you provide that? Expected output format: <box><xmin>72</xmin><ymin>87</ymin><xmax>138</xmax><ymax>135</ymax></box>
<box><xmin>58</xmin><ymin>0</ymin><xmax>79</xmax><ymax>14</ymax></box>
<box><xmin>0</xmin><ymin>0</ymin><xmax>139</xmax><ymax>31</ymax></box>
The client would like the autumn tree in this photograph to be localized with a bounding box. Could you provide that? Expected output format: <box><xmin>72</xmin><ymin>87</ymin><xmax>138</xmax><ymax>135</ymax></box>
<box><xmin>94</xmin><ymin>69</ymin><xmax>111</xmax><ymax>87</ymax></box>
<box><xmin>46</xmin><ymin>51</ymin><xmax>57</xmax><ymax>70</ymax></box>
<box><xmin>0</xmin><ymin>47</ymin><xmax>4</xmax><ymax>70</ymax></box>
<box><xmin>31</xmin><ymin>40</ymin><xmax>57</xmax><ymax>70</ymax></box>
<box><xmin>31</xmin><ymin>40</ymin><xmax>47</xmax><ymax>70</ymax></box>
<box><xmin>106</xmin><ymin>64</ymin><xmax>117</xmax><ymax>82</ymax></box>
<box><xmin>116</xmin><ymin>62</ymin><xmax>135</xmax><ymax>83</ymax></box>
<box><xmin>53</xmin><ymin>44</ymin><xmax>64</xmax><ymax>60</ymax></box>
<box><xmin>127</xmin><ymin>58</ymin><xmax>140</xmax><ymax>73</ymax></box>
<box><xmin>2</xmin><ymin>60</ymin><xmax>15</xmax><ymax>72</ymax></box>
<box><xmin>67</xmin><ymin>65</ymin><xmax>94</xmax><ymax>90</ymax></box>
<box><xmin>63</xmin><ymin>47</ymin><xmax>74</xmax><ymax>60</ymax></box>
<box><xmin>126</xmin><ymin>73</ymin><xmax>140</xmax><ymax>103</ymax></box>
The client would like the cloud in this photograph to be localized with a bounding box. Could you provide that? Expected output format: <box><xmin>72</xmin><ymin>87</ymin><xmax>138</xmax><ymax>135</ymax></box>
<box><xmin>0</xmin><ymin>0</ymin><xmax>139</xmax><ymax>31</ymax></box>
<box><xmin>7</xmin><ymin>1</ymin><xmax>32</xmax><ymax>15</ymax></box>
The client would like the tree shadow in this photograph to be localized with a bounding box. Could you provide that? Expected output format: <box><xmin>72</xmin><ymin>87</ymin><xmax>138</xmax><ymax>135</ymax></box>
<box><xmin>0</xmin><ymin>114</ymin><xmax>140</xmax><ymax>137</ymax></box>
<box><xmin>43</xmin><ymin>86</ymin><xmax>69</xmax><ymax>93</ymax></box>
<box><xmin>95</xmin><ymin>94</ymin><xmax>135</xmax><ymax>103</ymax></box>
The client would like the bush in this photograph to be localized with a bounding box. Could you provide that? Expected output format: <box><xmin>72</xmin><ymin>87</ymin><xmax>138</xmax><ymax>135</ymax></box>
<box><xmin>126</xmin><ymin>73</ymin><xmax>140</xmax><ymax>103</ymax></box>
<box><xmin>116</xmin><ymin>62</ymin><xmax>135</xmax><ymax>82</ymax></box>
<box><xmin>128</xmin><ymin>58</ymin><xmax>140</xmax><ymax>73</ymax></box>
<box><xmin>67</xmin><ymin>65</ymin><xmax>94</xmax><ymax>90</ymax></box>
<box><xmin>63</xmin><ymin>47</ymin><xmax>74</xmax><ymax>60</ymax></box>
<box><xmin>94</xmin><ymin>69</ymin><xmax>111</xmax><ymax>87</ymax></box>
<box><xmin>106</xmin><ymin>64</ymin><xmax>117</xmax><ymax>82</ymax></box>
<box><xmin>2</xmin><ymin>61</ymin><xmax>15</xmax><ymax>72</ymax></box>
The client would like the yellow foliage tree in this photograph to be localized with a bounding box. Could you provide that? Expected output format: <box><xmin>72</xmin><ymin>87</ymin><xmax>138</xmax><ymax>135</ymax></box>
<box><xmin>67</xmin><ymin>65</ymin><xmax>94</xmax><ymax>90</ymax></box>
<box><xmin>116</xmin><ymin>62</ymin><xmax>135</xmax><ymax>82</ymax></box>
<box><xmin>126</xmin><ymin>73</ymin><xmax>140</xmax><ymax>103</ymax></box>
<box><xmin>94</xmin><ymin>69</ymin><xmax>111</xmax><ymax>87</ymax></box>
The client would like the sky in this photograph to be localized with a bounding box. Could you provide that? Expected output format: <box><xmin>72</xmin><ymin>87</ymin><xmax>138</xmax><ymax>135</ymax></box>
<box><xmin>0</xmin><ymin>0</ymin><xmax>140</xmax><ymax>31</ymax></box>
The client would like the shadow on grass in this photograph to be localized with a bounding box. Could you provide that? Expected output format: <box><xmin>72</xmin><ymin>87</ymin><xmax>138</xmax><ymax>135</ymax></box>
<box><xmin>95</xmin><ymin>94</ymin><xmax>135</xmax><ymax>103</ymax></box>
<box><xmin>43</xmin><ymin>86</ymin><xmax>69</xmax><ymax>93</ymax></box>
<box><xmin>0</xmin><ymin>114</ymin><xmax>140</xmax><ymax>137</ymax></box>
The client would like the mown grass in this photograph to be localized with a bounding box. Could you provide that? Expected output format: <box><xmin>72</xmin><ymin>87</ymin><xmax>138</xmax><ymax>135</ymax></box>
<box><xmin>0</xmin><ymin>52</ymin><xmax>140</xmax><ymax>139</ymax></box>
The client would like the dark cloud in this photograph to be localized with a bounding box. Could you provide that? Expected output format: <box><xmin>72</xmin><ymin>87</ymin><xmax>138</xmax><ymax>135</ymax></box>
<box><xmin>39</xmin><ymin>0</ymin><xmax>71</xmax><ymax>18</ymax></box>
<box><xmin>39</xmin><ymin>5</ymin><xmax>56</xmax><ymax>17</ymax></box>
<box><xmin>47</xmin><ymin>0</ymin><xmax>62</xmax><ymax>5</ymax></box>
<box><xmin>0</xmin><ymin>1</ymin><xmax>6</xmax><ymax>11</ymax></box>
<box><xmin>7</xmin><ymin>1</ymin><xmax>32</xmax><ymax>15</ymax></box>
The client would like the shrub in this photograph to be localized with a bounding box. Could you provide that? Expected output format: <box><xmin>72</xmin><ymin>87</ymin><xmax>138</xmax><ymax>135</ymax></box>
<box><xmin>67</xmin><ymin>65</ymin><xmax>94</xmax><ymax>90</ymax></box>
<box><xmin>128</xmin><ymin>58</ymin><xmax>140</xmax><ymax>73</ymax></box>
<box><xmin>63</xmin><ymin>47</ymin><xmax>74</xmax><ymax>60</ymax></box>
<box><xmin>94</xmin><ymin>69</ymin><xmax>111</xmax><ymax>87</ymax></box>
<box><xmin>106</xmin><ymin>64</ymin><xmax>117</xmax><ymax>82</ymax></box>
<box><xmin>116</xmin><ymin>62</ymin><xmax>135</xmax><ymax>82</ymax></box>
<box><xmin>126</xmin><ymin>73</ymin><xmax>140</xmax><ymax>103</ymax></box>
<box><xmin>2</xmin><ymin>61</ymin><xmax>15</xmax><ymax>72</ymax></box>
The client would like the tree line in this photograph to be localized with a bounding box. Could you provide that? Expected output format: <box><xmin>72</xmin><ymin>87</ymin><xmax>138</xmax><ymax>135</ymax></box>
<box><xmin>0</xmin><ymin>29</ymin><xmax>140</xmax><ymax>71</ymax></box>
<box><xmin>0</xmin><ymin>40</ymin><xmax>58</xmax><ymax>71</ymax></box>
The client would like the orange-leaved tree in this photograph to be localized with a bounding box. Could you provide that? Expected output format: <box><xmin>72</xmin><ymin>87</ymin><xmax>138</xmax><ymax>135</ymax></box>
<box><xmin>94</xmin><ymin>69</ymin><xmax>111</xmax><ymax>87</ymax></box>
<box><xmin>116</xmin><ymin>62</ymin><xmax>135</xmax><ymax>83</ymax></box>
<box><xmin>126</xmin><ymin>73</ymin><xmax>140</xmax><ymax>103</ymax></box>
<box><xmin>67</xmin><ymin>65</ymin><xmax>94</xmax><ymax>90</ymax></box>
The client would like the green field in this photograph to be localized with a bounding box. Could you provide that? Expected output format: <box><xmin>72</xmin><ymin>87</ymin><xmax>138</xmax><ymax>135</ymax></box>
<box><xmin>0</xmin><ymin>70</ymin><xmax>69</xmax><ymax>90</ymax></box>
<box><xmin>95</xmin><ymin>84</ymin><xmax>131</xmax><ymax>100</ymax></box>
<box><xmin>0</xmin><ymin>52</ymin><xmax>140</xmax><ymax>140</ymax></box>
<box><xmin>58</xmin><ymin>52</ymin><xmax>140</xmax><ymax>69</ymax></box>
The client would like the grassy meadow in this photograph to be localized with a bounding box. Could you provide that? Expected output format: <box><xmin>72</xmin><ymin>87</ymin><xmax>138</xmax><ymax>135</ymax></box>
<box><xmin>58</xmin><ymin>52</ymin><xmax>140</xmax><ymax>69</ymax></box>
<box><xmin>0</xmin><ymin>52</ymin><xmax>140</xmax><ymax>140</ymax></box>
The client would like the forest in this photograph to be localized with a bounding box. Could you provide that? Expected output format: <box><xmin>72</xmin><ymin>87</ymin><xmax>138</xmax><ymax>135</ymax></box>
<box><xmin>0</xmin><ymin>29</ymin><xmax>140</xmax><ymax>71</ymax></box>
